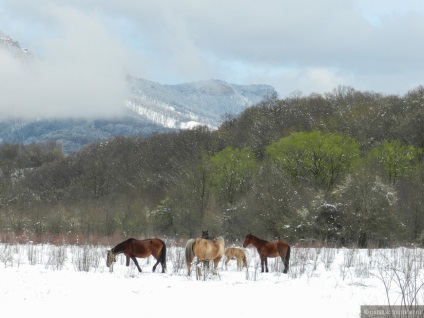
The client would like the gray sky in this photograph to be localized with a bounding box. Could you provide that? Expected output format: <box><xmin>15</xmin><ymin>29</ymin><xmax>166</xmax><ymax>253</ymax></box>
<box><xmin>1</xmin><ymin>0</ymin><xmax>424</xmax><ymax>118</ymax></box>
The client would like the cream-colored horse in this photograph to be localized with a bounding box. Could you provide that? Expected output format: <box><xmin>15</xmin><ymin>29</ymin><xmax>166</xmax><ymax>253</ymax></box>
<box><xmin>224</xmin><ymin>247</ymin><xmax>248</xmax><ymax>271</ymax></box>
<box><xmin>185</xmin><ymin>236</ymin><xmax>225</xmax><ymax>279</ymax></box>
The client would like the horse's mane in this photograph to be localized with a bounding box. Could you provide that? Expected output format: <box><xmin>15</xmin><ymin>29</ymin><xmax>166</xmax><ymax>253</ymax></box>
<box><xmin>258</xmin><ymin>237</ymin><xmax>269</xmax><ymax>244</ymax></box>
<box><xmin>251</xmin><ymin>234</ymin><xmax>269</xmax><ymax>244</ymax></box>
<box><xmin>112</xmin><ymin>238</ymin><xmax>136</xmax><ymax>254</ymax></box>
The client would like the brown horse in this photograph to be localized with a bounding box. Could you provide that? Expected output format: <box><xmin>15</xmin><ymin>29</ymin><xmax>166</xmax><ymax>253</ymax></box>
<box><xmin>185</xmin><ymin>236</ymin><xmax>224</xmax><ymax>279</ymax></box>
<box><xmin>243</xmin><ymin>234</ymin><xmax>290</xmax><ymax>273</ymax></box>
<box><xmin>106</xmin><ymin>238</ymin><xmax>166</xmax><ymax>273</ymax></box>
<box><xmin>224</xmin><ymin>247</ymin><xmax>248</xmax><ymax>271</ymax></box>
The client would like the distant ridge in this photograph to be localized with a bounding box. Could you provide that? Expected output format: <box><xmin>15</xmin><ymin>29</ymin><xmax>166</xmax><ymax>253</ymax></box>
<box><xmin>126</xmin><ymin>76</ymin><xmax>277</xmax><ymax>129</ymax></box>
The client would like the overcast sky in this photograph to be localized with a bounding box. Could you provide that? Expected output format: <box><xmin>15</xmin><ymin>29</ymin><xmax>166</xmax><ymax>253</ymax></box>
<box><xmin>1</xmin><ymin>0</ymin><xmax>424</xmax><ymax>118</ymax></box>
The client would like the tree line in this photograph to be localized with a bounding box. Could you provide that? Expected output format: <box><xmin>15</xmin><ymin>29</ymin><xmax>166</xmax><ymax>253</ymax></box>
<box><xmin>1</xmin><ymin>85</ymin><xmax>424</xmax><ymax>247</ymax></box>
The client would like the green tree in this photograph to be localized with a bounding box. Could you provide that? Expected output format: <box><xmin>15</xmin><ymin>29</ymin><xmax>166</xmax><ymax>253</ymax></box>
<box><xmin>265</xmin><ymin>131</ymin><xmax>361</xmax><ymax>191</ymax></box>
<box><xmin>368</xmin><ymin>141</ymin><xmax>423</xmax><ymax>185</ymax></box>
<box><xmin>209</xmin><ymin>146</ymin><xmax>256</xmax><ymax>204</ymax></box>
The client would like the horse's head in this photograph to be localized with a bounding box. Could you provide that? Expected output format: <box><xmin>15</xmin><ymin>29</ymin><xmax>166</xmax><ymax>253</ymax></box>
<box><xmin>242</xmin><ymin>234</ymin><xmax>252</xmax><ymax>248</ymax></box>
<box><xmin>201</xmin><ymin>230</ymin><xmax>210</xmax><ymax>239</ymax></box>
<box><xmin>106</xmin><ymin>249</ymin><xmax>116</xmax><ymax>267</ymax></box>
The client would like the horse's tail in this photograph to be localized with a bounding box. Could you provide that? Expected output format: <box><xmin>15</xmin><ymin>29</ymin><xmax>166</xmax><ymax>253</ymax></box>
<box><xmin>285</xmin><ymin>244</ymin><xmax>291</xmax><ymax>266</ymax></box>
<box><xmin>159</xmin><ymin>240</ymin><xmax>167</xmax><ymax>271</ymax></box>
<box><xmin>185</xmin><ymin>238</ymin><xmax>196</xmax><ymax>275</ymax></box>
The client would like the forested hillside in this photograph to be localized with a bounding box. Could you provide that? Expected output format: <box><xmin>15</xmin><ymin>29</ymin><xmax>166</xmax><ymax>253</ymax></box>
<box><xmin>1</xmin><ymin>85</ymin><xmax>424</xmax><ymax>247</ymax></box>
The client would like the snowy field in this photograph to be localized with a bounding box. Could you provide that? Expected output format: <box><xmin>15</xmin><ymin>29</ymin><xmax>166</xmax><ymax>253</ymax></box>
<box><xmin>0</xmin><ymin>241</ymin><xmax>423</xmax><ymax>318</ymax></box>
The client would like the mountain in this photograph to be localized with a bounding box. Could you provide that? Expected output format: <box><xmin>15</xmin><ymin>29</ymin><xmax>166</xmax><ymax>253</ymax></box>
<box><xmin>0</xmin><ymin>31</ymin><xmax>31</xmax><ymax>58</ymax></box>
<box><xmin>126</xmin><ymin>76</ymin><xmax>277</xmax><ymax>129</ymax></box>
<box><xmin>0</xmin><ymin>31</ymin><xmax>277</xmax><ymax>154</ymax></box>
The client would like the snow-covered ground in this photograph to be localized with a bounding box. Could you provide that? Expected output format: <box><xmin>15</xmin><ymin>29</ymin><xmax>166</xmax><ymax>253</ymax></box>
<box><xmin>0</xmin><ymin>241</ymin><xmax>423</xmax><ymax>318</ymax></box>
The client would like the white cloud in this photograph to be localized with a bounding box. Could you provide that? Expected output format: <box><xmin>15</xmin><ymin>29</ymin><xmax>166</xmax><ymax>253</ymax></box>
<box><xmin>0</xmin><ymin>4</ymin><xmax>132</xmax><ymax>119</ymax></box>
<box><xmin>1</xmin><ymin>0</ymin><xmax>424</xmax><ymax>107</ymax></box>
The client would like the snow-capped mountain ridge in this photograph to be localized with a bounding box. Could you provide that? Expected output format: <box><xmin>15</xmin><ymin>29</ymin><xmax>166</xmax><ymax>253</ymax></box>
<box><xmin>127</xmin><ymin>76</ymin><xmax>276</xmax><ymax>129</ymax></box>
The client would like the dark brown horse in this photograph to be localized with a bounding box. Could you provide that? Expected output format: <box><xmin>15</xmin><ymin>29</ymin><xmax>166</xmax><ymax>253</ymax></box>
<box><xmin>201</xmin><ymin>230</ymin><xmax>211</xmax><ymax>239</ymax></box>
<box><xmin>243</xmin><ymin>234</ymin><xmax>290</xmax><ymax>273</ymax></box>
<box><xmin>106</xmin><ymin>238</ymin><xmax>166</xmax><ymax>273</ymax></box>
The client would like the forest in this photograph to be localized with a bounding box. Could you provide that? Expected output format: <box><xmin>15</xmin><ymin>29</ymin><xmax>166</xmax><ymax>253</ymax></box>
<box><xmin>1</xmin><ymin>85</ymin><xmax>424</xmax><ymax>247</ymax></box>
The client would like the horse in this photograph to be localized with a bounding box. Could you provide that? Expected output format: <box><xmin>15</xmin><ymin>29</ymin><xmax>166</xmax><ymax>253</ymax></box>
<box><xmin>201</xmin><ymin>230</ymin><xmax>211</xmax><ymax>239</ymax></box>
<box><xmin>224</xmin><ymin>247</ymin><xmax>248</xmax><ymax>271</ymax></box>
<box><xmin>243</xmin><ymin>234</ymin><xmax>290</xmax><ymax>273</ymax></box>
<box><xmin>106</xmin><ymin>238</ymin><xmax>166</xmax><ymax>273</ymax></box>
<box><xmin>185</xmin><ymin>236</ymin><xmax>225</xmax><ymax>279</ymax></box>
<box><xmin>200</xmin><ymin>230</ymin><xmax>213</xmax><ymax>269</ymax></box>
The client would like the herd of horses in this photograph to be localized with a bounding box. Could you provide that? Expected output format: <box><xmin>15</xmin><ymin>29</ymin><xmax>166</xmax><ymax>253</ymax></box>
<box><xmin>106</xmin><ymin>232</ymin><xmax>291</xmax><ymax>279</ymax></box>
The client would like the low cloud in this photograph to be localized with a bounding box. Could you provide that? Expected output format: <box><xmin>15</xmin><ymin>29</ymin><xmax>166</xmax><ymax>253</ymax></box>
<box><xmin>0</xmin><ymin>6</ymin><xmax>132</xmax><ymax>119</ymax></box>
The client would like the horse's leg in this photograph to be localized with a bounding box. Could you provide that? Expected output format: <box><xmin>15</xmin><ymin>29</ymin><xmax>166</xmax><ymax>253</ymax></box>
<box><xmin>203</xmin><ymin>260</ymin><xmax>210</xmax><ymax>270</ymax></box>
<box><xmin>196</xmin><ymin>260</ymin><xmax>202</xmax><ymax>280</ymax></box>
<box><xmin>282</xmin><ymin>256</ymin><xmax>288</xmax><ymax>274</ymax></box>
<box><xmin>238</xmin><ymin>258</ymin><xmax>243</xmax><ymax>271</ymax></box>
<box><xmin>214</xmin><ymin>257</ymin><xmax>222</xmax><ymax>274</ymax></box>
<box><xmin>285</xmin><ymin>246</ymin><xmax>290</xmax><ymax>273</ymax></box>
<box><xmin>152</xmin><ymin>258</ymin><xmax>160</xmax><ymax>272</ymax></box>
<box><xmin>160</xmin><ymin>256</ymin><xmax>166</xmax><ymax>273</ymax></box>
<box><xmin>204</xmin><ymin>261</ymin><xmax>208</xmax><ymax>280</ymax></box>
<box><xmin>259</xmin><ymin>254</ymin><xmax>269</xmax><ymax>272</ymax></box>
<box><xmin>281</xmin><ymin>251</ymin><xmax>289</xmax><ymax>273</ymax></box>
<box><xmin>243</xmin><ymin>256</ymin><xmax>248</xmax><ymax>269</ymax></box>
<box><xmin>260</xmin><ymin>256</ymin><xmax>265</xmax><ymax>272</ymax></box>
<box><xmin>225</xmin><ymin>258</ymin><xmax>229</xmax><ymax>270</ymax></box>
<box><xmin>131</xmin><ymin>256</ymin><xmax>142</xmax><ymax>272</ymax></box>
<box><xmin>126</xmin><ymin>255</ymin><xmax>130</xmax><ymax>266</ymax></box>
